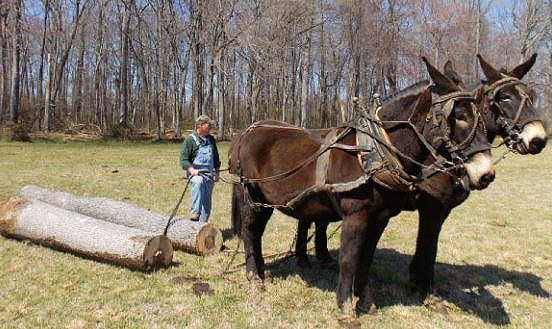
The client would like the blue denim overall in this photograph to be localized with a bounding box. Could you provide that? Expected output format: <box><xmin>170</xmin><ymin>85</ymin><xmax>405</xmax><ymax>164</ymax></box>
<box><xmin>189</xmin><ymin>133</ymin><xmax>215</xmax><ymax>222</ymax></box>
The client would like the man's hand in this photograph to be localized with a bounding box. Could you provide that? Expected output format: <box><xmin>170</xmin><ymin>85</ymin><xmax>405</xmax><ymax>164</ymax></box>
<box><xmin>188</xmin><ymin>168</ymin><xmax>199</xmax><ymax>176</ymax></box>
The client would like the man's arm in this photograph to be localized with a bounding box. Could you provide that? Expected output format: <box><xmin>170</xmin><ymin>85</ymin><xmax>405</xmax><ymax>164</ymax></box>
<box><xmin>179</xmin><ymin>137</ymin><xmax>196</xmax><ymax>171</ymax></box>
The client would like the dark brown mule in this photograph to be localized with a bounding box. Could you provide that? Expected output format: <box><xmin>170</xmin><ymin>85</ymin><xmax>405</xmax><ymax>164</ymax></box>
<box><xmin>229</xmin><ymin>59</ymin><xmax>494</xmax><ymax>315</ymax></box>
<box><xmin>295</xmin><ymin>54</ymin><xmax>548</xmax><ymax>300</ymax></box>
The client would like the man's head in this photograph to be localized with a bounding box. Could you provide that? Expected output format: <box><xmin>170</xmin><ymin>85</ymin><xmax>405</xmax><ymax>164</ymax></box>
<box><xmin>195</xmin><ymin>115</ymin><xmax>215</xmax><ymax>137</ymax></box>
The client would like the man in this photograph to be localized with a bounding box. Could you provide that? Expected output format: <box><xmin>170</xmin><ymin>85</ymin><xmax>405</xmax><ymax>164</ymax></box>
<box><xmin>180</xmin><ymin>115</ymin><xmax>221</xmax><ymax>222</ymax></box>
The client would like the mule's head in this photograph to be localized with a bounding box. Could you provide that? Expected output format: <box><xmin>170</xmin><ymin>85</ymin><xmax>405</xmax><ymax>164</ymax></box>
<box><xmin>476</xmin><ymin>54</ymin><xmax>547</xmax><ymax>154</ymax></box>
<box><xmin>423</xmin><ymin>57</ymin><xmax>495</xmax><ymax>190</ymax></box>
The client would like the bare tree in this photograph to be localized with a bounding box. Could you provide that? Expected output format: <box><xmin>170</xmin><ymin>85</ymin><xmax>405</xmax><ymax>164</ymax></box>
<box><xmin>0</xmin><ymin>2</ymin><xmax>9</xmax><ymax>123</ymax></box>
<box><xmin>37</xmin><ymin>0</ymin><xmax>50</xmax><ymax>127</ymax></box>
<box><xmin>8</xmin><ymin>0</ymin><xmax>22</xmax><ymax>123</ymax></box>
<box><xmin>119</xmin><ymin>0</ymin><xmax>133</xmax><ymax>127</ymax></box>
<box><xmin>513</xmin><ymin>0</ymin><xmax>551</xmax><ymax>60</ymax></box>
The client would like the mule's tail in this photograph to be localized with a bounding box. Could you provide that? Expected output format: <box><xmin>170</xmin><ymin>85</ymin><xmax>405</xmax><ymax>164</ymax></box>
<box><xmin>231</xmin><ymin>184</ymin><xmax>244</xmax><ymax>237</ymax></box>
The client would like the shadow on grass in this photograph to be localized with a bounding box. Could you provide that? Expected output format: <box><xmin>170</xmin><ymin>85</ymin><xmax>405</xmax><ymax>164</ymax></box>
<box><xmin>266</xmin><ymin>248</ymin><xmax>549</xmax><ymax>325</ymax></box>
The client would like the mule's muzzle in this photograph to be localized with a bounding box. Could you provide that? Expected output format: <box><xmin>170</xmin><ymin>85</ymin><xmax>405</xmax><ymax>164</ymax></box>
<box><xmin>465</xmin><ymin>152</ymin><xmax>495</xmax><ymax>190</ymax></box>
<box><xmin>516</xmin><ymin>121</ymin><xmax>548</xmax><ymax>155</ymax></box>
<box><xmin>476</xmin><ymin>171</ymin><xmax>495</xmax><ymax>190</ymax></box>
<box><xmin>528</xmin><ymin>136</ymin><xmax>547</xmax><ymax>154</ymax></box>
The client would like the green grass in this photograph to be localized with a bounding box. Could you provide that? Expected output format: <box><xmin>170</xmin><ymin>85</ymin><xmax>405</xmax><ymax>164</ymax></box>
<box><xmin>0</xmin><ymin>140</ymin><xmax>551</xmax><ymax>328</ymax></box>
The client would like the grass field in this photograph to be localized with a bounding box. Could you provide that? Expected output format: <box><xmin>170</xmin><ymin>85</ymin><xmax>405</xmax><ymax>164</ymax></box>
<box><xmin>0</xmin><ymin>139</ymin><xmax>550</xmax><ymax>328</ymax></box>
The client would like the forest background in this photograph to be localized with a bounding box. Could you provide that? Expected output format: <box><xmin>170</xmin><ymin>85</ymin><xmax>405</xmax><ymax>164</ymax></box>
<box><xmin>0</xmin><ymin>0</ymin><xmax>551</xmax><ymax>140</ymax></box>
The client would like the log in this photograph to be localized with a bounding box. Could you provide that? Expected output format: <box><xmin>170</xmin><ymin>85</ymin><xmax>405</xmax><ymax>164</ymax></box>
<box><xmin>0</xmin><ymin>198</ymin><xmax>173</xmax><ymax>271</ymax></box>
<box><xmin>20</xmin><ymin>185</ymin><xmax>222</xmax><ymax>255</ymax></box>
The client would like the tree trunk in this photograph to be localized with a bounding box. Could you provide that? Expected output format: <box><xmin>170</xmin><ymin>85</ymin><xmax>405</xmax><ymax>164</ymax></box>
<box><xmin>37</xmin><ymin>0</ymin><xmax>50</xmax><ymax>125</ymax></box>
<box><xmin>0</xmin><ymin>198</ymin><xmax>173</xmax><ymax>271</ymax></box>
<box><xmin>216</xmin><ymin>48</ymin><xmax>225</xmax><ymax>140</ymax></box>
<box><xmin>9</xmin><ymin>0</ymin><xmax>22</xmax><ymax>124</ymax></box>
<box><xmin>119</xmin><ymin>0</ymin><xmax>132</xmax><ymax>127</ymax></box>
<box><xmin>94</xmin><ymin>0</ymin><xmax>105</xmax><ymax>129</ymax></box>
<box><xmin>43</xmin><ymin>53</ymin><xmax>52</xmax><ymax>131</ymax></box>
<box><xmin>300</xmin><ymin>35</ymin><xmax>310</xmax><ymax>128</ymax></box>
<box><xmin>74</xmin><ymin>19</ymin><xmax>85</xmax><ymax>123</ymax></box>
<box><xmin>21</xmin><ymin>185</ymin><xmax>222</xmax><ymax>255</ymax></box>
<box><xmin>0</xmin><ymin>3</ymin><xmax>9</xmax><ymax>123</ymax></box>
<box><xmin>473</xmin><ymin>0</ymin><xmax>481</xmax><ymax>82</ymax></box>
<box><xmin>192</xmin><ymin>1</ymin><xmax>204</xmax><ymax>118</ymax></box>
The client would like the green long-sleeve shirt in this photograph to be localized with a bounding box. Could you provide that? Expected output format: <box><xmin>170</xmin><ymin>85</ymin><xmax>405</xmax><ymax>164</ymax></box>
<box><xmin>179</xmin><ymin>132</ymin><xmax>221</xmax><ymax>171</ymax></box>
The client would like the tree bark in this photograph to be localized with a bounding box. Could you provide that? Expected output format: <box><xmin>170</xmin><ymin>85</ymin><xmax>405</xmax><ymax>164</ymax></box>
<box><xmin>94</xmin><ymin>0</ymin><xmax>106</xmax><ymax>130</ymax></box>
<box><xmin>21</xmin><ymin>185</ymin><xmax>222</xmax><ymax>255</ymax></box>
<box><xmin>192</xmin><ymin>0</ymin><xmax>204</xmax><ymax>118</ymax></box>
<box><xmin>43</xmin><ymin>53</ymin><xmax>52</xmax><ymax>131</ymax></box>
<box><xmin>216</xmin><ymin>47</ymin><xmax>225</xmax><ymax>140</ymax></box>
<box><xmin>0</xmin><ymin>3</ymin><xmax>9</xmax><ymax>123</ymax></box>
<box><xmin>37</xmin><ymin>0</ymin><xmax>50</xmax><ymax>125</ymax></box>
<box><xmin>9</xmin><ymin>0</ymin><xmax>22</xmax><ymax>123</ymax></box>
<box><xmin>0</xmin><ymin>198</ymin><xmax>173</xmax><ymax>271</ymax></box>
<box><xmin>119</xmin><ymin>0</ymin><xmax>133</xmax><ymax>127</ymax></box>
<box><xmin>74</xmin><ymin>17</ymin><xmax>85</xmax><ymax>123</ymax></box>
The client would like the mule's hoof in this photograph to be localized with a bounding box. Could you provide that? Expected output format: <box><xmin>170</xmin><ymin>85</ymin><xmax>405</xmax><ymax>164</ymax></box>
<box><xmin>423</xmin><ymin>294</ymin><xmax>451</xmax><ymax>314</ymax></box>
<box><xmin>254</xmin><ymin>280</ymin><xmax>266</xmax><ymax>292</ymax></box>
<box><xmin>246</xmin><ymin>270</ymin><xmax>260</xmax><ymax>281</ymax></box>
<box><xmin>356</xmin><ymin>301</ymin><xmax>377</xmax><ymax>316</ymax></box>
<box><xmin>337</xmin><ymin>315</ymin><xmax>361</xmax><ymax>329</ymax></box>
<box><xmin>247</xmin><ymin>276</ymin><xmax>266</xmax><ymax>292</ymax></box>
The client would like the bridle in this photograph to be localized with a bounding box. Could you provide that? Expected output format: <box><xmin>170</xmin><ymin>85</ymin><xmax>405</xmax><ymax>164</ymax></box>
<box><xmin>426</xmin><ymin>91</ymin><xmax>489</xmax><ymax>166</ymax></box>
<box><xmin>482</xmin><ymin>76</ymin><xmax>534</xmax><ymax>150</ymax></box>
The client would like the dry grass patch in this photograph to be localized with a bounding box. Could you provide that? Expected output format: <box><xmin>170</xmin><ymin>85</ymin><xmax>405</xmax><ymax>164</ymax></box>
<box><xmin>0</xmin><ymin>140</ymin><xmax>550</xmax><ymax>328</ymax></box>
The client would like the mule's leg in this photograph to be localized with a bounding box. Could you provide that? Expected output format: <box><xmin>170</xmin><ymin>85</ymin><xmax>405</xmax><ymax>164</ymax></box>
<box><xmin>314</xmin><ymin>221</ymin><xmax>337</xmax><ymax>268</ymax></box>
<box><xmin>336</xmin><ymin>211</ymin><xmax>369</xmax><ymax>314</ymax></box>
<box><xmin>353</xmin><ymin>217</ymin><xmax>390</xmax><ymax>315</ymax></box>
<box><xmin>295</xmin><ymin>220</ymin><xmax>311</xmax><ymax>268</ymax></box>
<box><xmin>242</xmin><ymin>206</ymin><xmax>273</xmax><ymax>281</ymax></box>
<box><xmin>409</xmin><ymin>202</ymin><xmax>450</xmax><ymax>295</ymax></box>
<box><xmin>231</xmin><ymin>184</ymin><xmax>245</xmax><ymax>236</ymax></box>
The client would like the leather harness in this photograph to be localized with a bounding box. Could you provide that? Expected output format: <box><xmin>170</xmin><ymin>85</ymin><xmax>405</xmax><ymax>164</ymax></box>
<box><xmin>481</xmin><ymin>76</ymin><xmax>536</xmax><ymax>150</ymax></box>
<box><xmin>230</xmin><ymin>91</ymin><xmax>487</xmax><ymax>211</ymax></box>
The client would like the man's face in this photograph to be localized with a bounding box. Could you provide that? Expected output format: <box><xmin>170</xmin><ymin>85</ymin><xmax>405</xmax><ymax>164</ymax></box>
<box><xmin>197</xmin><ymin>123</ymin><xmax>211</xmax><ymax>136</ymax></box>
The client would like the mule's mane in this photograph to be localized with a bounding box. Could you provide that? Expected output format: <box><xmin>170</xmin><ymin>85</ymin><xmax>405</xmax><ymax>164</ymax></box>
<box><xmin>382</xmin><ymin>80</ymin><xmax>430</xmax><ymax>103</ymax></box>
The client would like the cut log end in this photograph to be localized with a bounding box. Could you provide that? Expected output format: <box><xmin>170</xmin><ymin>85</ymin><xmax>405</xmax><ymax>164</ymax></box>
<box><xmin>143</xmin><ymin>235</ymin><xmax>174</xmax><ymax>269</ymax></box>
<box><xmin>0</xmin><ymin>198</ymin><xmax>27</xmax><ymax>234</ymax></box>
<box><xmin>196</xmin><ymin>224</ymin><xmax>223</xmax><ymax>255</ymax></box>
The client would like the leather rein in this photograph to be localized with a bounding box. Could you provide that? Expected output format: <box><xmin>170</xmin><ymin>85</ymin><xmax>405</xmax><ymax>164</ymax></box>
<box><xmin>231</xmin><ymin>91</ymin><xmax>485</xmax><ymax>196</ymax></box>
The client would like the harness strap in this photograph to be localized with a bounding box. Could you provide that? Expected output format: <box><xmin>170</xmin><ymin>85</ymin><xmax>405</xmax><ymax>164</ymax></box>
<box><xmin>315</xmin><ymin>130</ymin><xmax>336</xmax><ymax>185</ymax></box>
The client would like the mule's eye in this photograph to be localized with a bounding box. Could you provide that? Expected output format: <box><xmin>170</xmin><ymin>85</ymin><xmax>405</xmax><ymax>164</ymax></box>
<box><xmin>498</xmin><ymin>94</ymin><xmax>511</xmax><ymax>102</ymax></box>
<box><xmin>455</xmin><ymin>112</ymin><xmax>468</xmax><ymax>121</ymax></box>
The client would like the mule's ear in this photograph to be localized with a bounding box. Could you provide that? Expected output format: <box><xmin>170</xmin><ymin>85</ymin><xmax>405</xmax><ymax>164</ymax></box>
<box><xmin>472</xmin><ymin>86</ymin><xmax>484</xmax><ymax>104</ymax></box>
<box><xmin>422</xmin><ymin>57</ymin><xmax>459</xmax><ymax>93</ymax></box>
<box><xmin>477</xmin><ymin>54</ymin><xmax>501</xmax><ymax>83</ymax></box>
<box><xmin>411</xmin><ymin>87</ymin><xmax>433</xmax><ymax>122</ymax></box>
<box><xmin>509</xmin><ymin>53</ymin><xmax>537</xmax><ymax>79</ymax></box>
<box><xmin>443</xmin><ymin>60</ymin><xmax>466</xmax><ymax>89</ymax></box>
